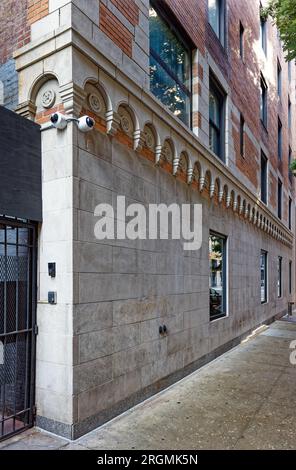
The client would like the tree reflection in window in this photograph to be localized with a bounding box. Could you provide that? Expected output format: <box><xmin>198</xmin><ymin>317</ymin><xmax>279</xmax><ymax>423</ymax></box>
<box><xmin>149</xmin><ymin>5</ymin><xmax>192</xmax><ymax>127</ymax></box>
<box><xmin>209</xmin><ymin>232</ymin><xmax>227</xmax><ymax>320</ymax></box>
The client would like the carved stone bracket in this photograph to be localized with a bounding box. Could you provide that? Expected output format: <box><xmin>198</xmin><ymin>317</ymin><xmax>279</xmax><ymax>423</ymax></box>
<box><xmin>106</xmin><ymin>110</ymin><xmax>121</xmax><ymax>136</ymax></box>
<box><xmin>155</xmin><ymin>144</ymin><xmax>162</xmax><ymax>165</ymax></box>
<box><xmin>187</xmin><ymin>168</ymin><xmax>193</xmax><ymax>185</ymax></box>
<box><xmin>173</xmin><ymin>158</ymin><xmax>179</xmax><ymax>176</ymax></box>
<box><xmin>59</xmin><ymin>82</ymin><xmax>87</xmax><ymax>116</ymax></box>
<box><xmin>15</xmin><ymin>100</ymin><xmax>37</xmax><ymax>120</ymax></box>
<box><xmin>210</xmin><ymin>183</ymin><xmax>216</xmax><ymax>198</ymax></box>
<box><xmin>133</xmin><ymin>129</ymin><xmax>146</xmax><ymax>152</ymax></box>
<box><xmin>199</xmin><ymin>176</ymin><xmax>206</xmax><ymax>193</ymax></box>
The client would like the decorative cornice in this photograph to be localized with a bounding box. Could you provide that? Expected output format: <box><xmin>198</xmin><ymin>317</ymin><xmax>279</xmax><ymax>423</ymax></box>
<box><xmin>13</xmin><ymin>26</ymin><xmax>294</xmax><ymax>248</ymax></box>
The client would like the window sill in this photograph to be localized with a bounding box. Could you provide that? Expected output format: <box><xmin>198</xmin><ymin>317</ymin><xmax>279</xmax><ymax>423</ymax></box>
<box><xmin>208</xmin><ymin>22</ymin><xmax>226</xmax><ymax>50</ymax></box>
<box><xmin>210</xmin><ymin>313</ymin><xmax>228</xmax><ymax>323</ymax></box>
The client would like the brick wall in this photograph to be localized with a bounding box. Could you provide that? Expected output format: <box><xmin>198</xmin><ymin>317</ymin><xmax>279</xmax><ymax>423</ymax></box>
<box><xmin>0</xmin><ymin>0</ymin><xmax>48</xmax><ymax>109</ymax></box>
<box><xmin>27</xmin><ymin>0</ymin><xmax>49</xmax><ymax>26</ymax></box>
<box><xmin>99</xmin><ymin>3</ymin><xmax>134</xmax><ymax>57</ymax></box>
<box><xmin>161</xmin><ymin>0</ymin><xmax>294</xmax><ymax>224</ymax></box>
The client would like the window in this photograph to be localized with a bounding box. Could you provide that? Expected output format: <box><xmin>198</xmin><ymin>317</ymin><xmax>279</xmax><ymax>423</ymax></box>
<box><xmin>260</xmin><ymin>250</ymin><xmax>268</xmax><ymax>303</ymax></box>
<box><xmin>289</xmin><ymin>197</ymin><xmax>292</xmax><ymax>230</ymax></box>
<box><xmin>277</xmin><ymin>256</ymin><xmax>282</xmax><ymax>298</ymax></box>
<box><xmin>288</xmin><ymin>97</ymin><xmax>292</xmax><ymax>130</ymax></box>
<box><xmin>289</xmin><ymin>261</ymin><xmax>292</xmax><ymax>295</ymax></box>
<box><xmin>289</xmin><ymin>147</ymin><xmax>293</xmax><ymax>184</ymax></box>
<box><xmin>260</xmin><ymin>74</ymin><xmax>267</xmax><ymax>127</ymax></box>
<box><xmin>278</xmin><ymin>179</ymin><xmax>282</xmax><ymax>219</ymax></box>
<box><xmin>260</xmin><ymin>10</ymin><xmax>267</xmax><ymax>54</ymax></box>
<box><xmin>278</xmin><ymin>118</ymin><xmax>282</xmax><ymax>161</ymax></box>
<box><xmin>209</xmin><ymin>74</ymin><xmax>225</xmax><ymax>160</ymax></box>
<box><xmin>260</xmin><ymin>151</ymin><xmax>267</xmax><ymax>204</ymax></box>
<box><xmin>239</xmin><ymin>21</ymin><xmax>245</xmax><ymax>60</ymax></box>
<box><xmin>288</xmin><ymin>61</ymin><xmax>292</xmax><ymax>83</ymax></box>
<box><xmin>240</xmin><ymin>113</ymin><xmax>245</xmax><ymax>157</ymax></box>
<box><xmin>209</xmin><ymin>232</ymin><xmax>227</xmax><ymax>321</ymax></box>
<box><xmin>208</xmin><ymin>0</ymin><xmax>225</xmax><ymax>45</ymax></box>
<box><xmin>277</xmin><ymin>60</ymin><xmax>282</xmax><ymax>98</ymax></box>
<box><xmin>149</xmin><ymin>3</ymin><xmax>192</xmax><ymax>127</ymax></box>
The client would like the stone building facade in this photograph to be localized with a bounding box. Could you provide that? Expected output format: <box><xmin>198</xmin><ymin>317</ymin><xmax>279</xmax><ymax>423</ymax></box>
<box><xmin>0</xmin><ymin>0</ymin><xmax>295</xmax><ymax>439</ymax></box>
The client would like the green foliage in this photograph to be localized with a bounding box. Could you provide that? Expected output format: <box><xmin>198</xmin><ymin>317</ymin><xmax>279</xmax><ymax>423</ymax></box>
<box><xmin>289</xmin><ymin>159</ymin><xmax>296</xmax><ymax>172</ymax></box>
<box><xmin>263</xmin><ymin>0</ymin><xmax>296</xmax><ymax>60</ymax></box>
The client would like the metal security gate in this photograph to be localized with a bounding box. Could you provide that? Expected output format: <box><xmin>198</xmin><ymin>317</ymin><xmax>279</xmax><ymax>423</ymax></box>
<box><xmin>0</xmin><ymin>216</ymin><xmax>37</xmax><ymax>441</ymax></box>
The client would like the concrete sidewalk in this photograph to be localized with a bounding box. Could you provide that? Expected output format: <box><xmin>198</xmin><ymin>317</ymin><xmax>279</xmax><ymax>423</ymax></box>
<box><xmin>1</xmin><ymin>319</ymin><xmax>296</xmax><ymax>450</ymax></box>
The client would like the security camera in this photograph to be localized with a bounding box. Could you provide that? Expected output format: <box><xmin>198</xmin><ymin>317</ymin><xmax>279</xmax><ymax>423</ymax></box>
<box><xmin>77</xmin><ymin>116</ymin><xmax>95</xmax><ymax>132</ymax></box>
<box><xmin>50</xmin><ymin>112</ymin><xmax>68</xmax><ymax>130</ymax></box>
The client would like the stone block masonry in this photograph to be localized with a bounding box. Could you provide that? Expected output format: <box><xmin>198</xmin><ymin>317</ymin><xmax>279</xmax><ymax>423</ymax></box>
<box><xmin>3</xmin><ymin>0</ymin><xmax>295</xmax><ymax>441</ymax></box>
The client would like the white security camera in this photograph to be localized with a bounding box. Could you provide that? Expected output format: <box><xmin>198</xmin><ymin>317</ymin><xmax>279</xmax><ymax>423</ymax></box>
<box><xmin>77</xmin><ymin>116</ymin><xmax>95</xmax><ymax>132</ymax></box>
<box><xmin>50</xmin><ymin>112</ymin><xmax>68</xmax><ymax>130</ymax></box>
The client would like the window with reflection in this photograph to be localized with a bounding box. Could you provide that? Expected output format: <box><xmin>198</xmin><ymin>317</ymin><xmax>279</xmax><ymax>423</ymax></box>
<box><xmin>260</xmin><ymin>74</ymin><xmax>267</xmax><ymax>127</ymax></box>
<box><xmin>149</xmin><ymin>3</ymin><xmax>192</xmax><ymax>127</ymax></box>
<box><xmin>209</xmin><ymin>232</ymin><xmax>227</xmax><ymax>320</ymax></box>
<box><xmin>209</xmin><ymin>75</ymin><xmax>225</xmax><ymax>160</ymax></box>
<box><xmin>208</xmin><ymin>0</ymin><xmax>225</xmax><ymax>45</ymax></box>
<box><xmin>277</xmin><ymin>256</ymin><xmax>282</xmax><ymax>298</ymax></box>
<box><xmin>260</xmin><ymin>250</ymin><xmax>267</xmax><ymax>303</ymax></box>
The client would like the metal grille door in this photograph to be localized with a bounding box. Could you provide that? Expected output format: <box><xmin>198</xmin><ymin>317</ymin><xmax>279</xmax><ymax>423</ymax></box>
<box><xmin>0</xmin><ymin>217</ymin><xmax>37</xmax><ymax>441</ymax></box>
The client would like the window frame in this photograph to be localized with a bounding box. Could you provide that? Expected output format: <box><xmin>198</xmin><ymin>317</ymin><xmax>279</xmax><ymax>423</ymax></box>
<box><xmin>288</xmin><ymin>96</ymin><xmax>292</xmax><ymax>131</ymax></box>
<box><xmin>260</xmin><ymin>250</ymin><xmax>268</xmax><ymax>304</ymax></box>
<box><xmin>260</xmin><ymin>11</ymin><xmax>267</xmax><ymax>55</ymax></box>
<box><xmin>278</xmin><ymin>178</ymin><xmax>282</xmax><ymax>220</ymax></box>
<box><xmin>239</xmin><ymin>21</ymin><xmax>245</xmax><ymax>61</ymax></box>
<box><xmin>209</xmin><ymin>230</ymin><xmax>228</xmax><ymax>322</ymax></box>
<box><xmin>289</xmin><ymin>260</ymin><xmax>292</xmax><ymax>295</ymax></box>
<box><xmin>277</xmin><ymin>59</ymin><xmax>282</xmax><ymax>98</ymax></box>
<box><xmin>260</xmin><ymin>74</ymin><xmax>268</xmax><ymax>128</ymax></box>
<box><xmin>289</xmin><ymin>197</ymin><xmax>292</xmax><ymax>230</ymax></box>
<box><xmin>288</xmin><ymin>61</ymin><xmax>292</xmax><ymax>83</ymax></box>
<box><xmin>240</xmin><ymin>113</ymin><xmax>245</xmax><ymax>157</ymax></box>
<box><xmin>208</xmin><ymin>0</ymin><xmax>225</xmax><ymax>46</ymax></box>
<box><xmin>289</xmin><ymin>146</ymin><xmax>293</xmax><ymax>184</ymax></box>
<box><xmin>149</xmin><ymin>1</ymin><xmax>193</xmax><ymax>128</ymax></box>
<box><xmin>260</xmin><ymin>150</ymin><xmax>268</xmax><ymax>205</ymax></box>
<box><xmin>277</xmin><ymin>256</ymin><xmax>282</xmax><ymax>298</ymax></box>
<box><xmin>209</xmin><ymin>73</ymin><xmax>226</xmax><ymax>161</ymax></box>
<box><xmin>278</xmin><ymin>117</ymin><xmax>282</xmax><ymax>161</ymax></box>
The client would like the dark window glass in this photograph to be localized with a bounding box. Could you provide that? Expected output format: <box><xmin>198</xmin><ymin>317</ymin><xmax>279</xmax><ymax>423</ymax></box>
<box><xmin>278</xmin><ymin>179</ymin><xmax>282</xmax><ymax>219</ymax></box>
<box><xmin>288</xmin><ymin>97</ymin><xmax>292</xmax><ymax>130</ymax></box>
<box><xmin>208</xmin><ymin>0</ymin><xmax>224</xmax><ymax>44</ymax></box>
<box><xmin>261</xmin><ymin>151</ymin><xmax>267</xmax><ymax>204</ymax></box>
<box><xmin>261</xmin><ymin>250</ymin><xmax>268</xmax><ymax>303</ymax></box>
<box><xmin>239</xmin><ymin>21</ymin><xmax>244</xmax><ymax>60</ymax></box>
<box><xmin>209</xmin><ymin>232</ymin><xmax>227</xmax><ymax>321</ymax></box>
<box><xmin>277</xmin><ymin>60</ymin><xmax>282</xmax><ymax>97</ymax></box>
<box><xmin>277</xmin><ymin>256</ymin><xmax>282</xmax><ymax>298</ymax></box>
<box><xmin>289</xmin><ymin>197</ymin><xmax>292</xmax><ymax>230</ymax></box>
<box><xmin>209</xmin><ymin>75</ymin><xmax>225</xmax><ymax>160</ymax></box>
<box><xmin>278</xmin><ymin>118</ymin><xmax>282</xmax><ymax>161</ymax></box>
<box><xmin>260</xmin><ymin>13</ymin><xmax>267</xmax><ymax>54</ymax></box>
<box><xmin>240</xmin><ymin>113</ymin><xmax>245</xmax><ymax>156</ymax></box>
<box><xmin>289</xmin><ymin>260</ymin><xmax>292</xmax><ymax>295</ymax></box>
<box><xmin>289</xmin><ymin>147</ymin><xmax>293</xmax><ymax>184</ymax></box>
<box><xmin>149</xmin><ymin>4</ymin><xmax>192</xmax><ymax>126</ymax></box>
<box><xmin>260</xmin><ymin>74</ymin><xmax>267</xmax><ymax>127</ymax></box>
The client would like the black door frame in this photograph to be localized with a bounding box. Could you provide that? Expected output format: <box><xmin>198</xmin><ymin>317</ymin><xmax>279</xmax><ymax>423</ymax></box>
<box><xmin>0</xmin><ymin>216</ymin><xmax>38</xmax><ymax>441</ymax></box>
